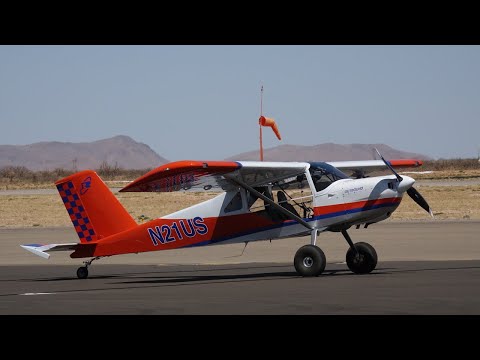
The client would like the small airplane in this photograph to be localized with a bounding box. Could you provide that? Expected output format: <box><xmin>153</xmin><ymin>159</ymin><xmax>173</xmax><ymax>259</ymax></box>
<box><xmin>21</xmin><ymin>149</ymin><xmax>432</xmax><ymax>279</ymax></box>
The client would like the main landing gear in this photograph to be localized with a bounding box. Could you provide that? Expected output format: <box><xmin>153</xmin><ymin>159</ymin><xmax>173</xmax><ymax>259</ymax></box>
<box><xmin>76</xmin><ymin>256</ymin><xmax>101</xmax><ymax>279</ymax></box>
<box><xmin>294</xmin><ymin>244</ymin><xmax>326</xmax><ymax>277</ymax></box>
<box><xmin>293</xmin><ymin>229</ymin><xmax>378</xmax><ymax>277</ymax></box>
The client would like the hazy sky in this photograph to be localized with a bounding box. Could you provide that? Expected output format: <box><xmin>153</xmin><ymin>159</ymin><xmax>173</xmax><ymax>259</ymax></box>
<box><xmin>1</xmin><ymin>45</ymin><xmax>479</xmax><ymax>160</ymax></box>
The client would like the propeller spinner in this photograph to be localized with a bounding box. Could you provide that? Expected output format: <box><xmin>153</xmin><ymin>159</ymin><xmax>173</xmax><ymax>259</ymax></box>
<box><xmin>375</xmin><ymin>148</ymin><xmax>434</xmax><ymax>218</ymax></box>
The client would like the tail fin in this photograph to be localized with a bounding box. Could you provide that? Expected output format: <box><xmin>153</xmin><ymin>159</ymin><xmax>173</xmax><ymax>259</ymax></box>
<box><xmin>55</xmin><ymin>170</ymin><xmax>137</xmax><ymax>243</ymax></box>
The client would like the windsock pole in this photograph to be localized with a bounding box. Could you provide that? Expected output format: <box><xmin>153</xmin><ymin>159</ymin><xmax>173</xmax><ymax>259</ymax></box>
<box><xmin>258</xmin><ymin>85</ymin><xmax>281</xmax><ymax>161</ymax></box>
<box><xmin>260</xmin><ymin>85</ymin><xmax>264</xmax><ymax>161</ymax></box>
<box><xmin>259</xmin><ymin>125</ymin><xmax>264</xmax><ymax>161</ymax></box>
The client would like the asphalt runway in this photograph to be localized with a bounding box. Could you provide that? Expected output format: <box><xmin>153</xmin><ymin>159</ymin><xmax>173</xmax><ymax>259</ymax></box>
<box><xmin>1</xmin><ymin>221</ymin><xmax>479</xmax><ymax>314</ymax></box>
<box><xmin>1</xmin><ymin>261</ymin><xmax>479</xmax><ymax>314</ymax></box>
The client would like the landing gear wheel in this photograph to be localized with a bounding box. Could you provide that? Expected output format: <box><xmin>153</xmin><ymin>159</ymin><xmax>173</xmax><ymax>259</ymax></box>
<box><xmin>346</xmin><ymin>242</ymin><xmax>377</xmax><ymax>274</ymax></box>
<box><xmin>294</xmin><ymin>245</ymin><xmax>326</xmax><ymax>277</ymax></box>
<box><xmin>77</xmin><ymin>266</ymin><xmax>89</xmax><ymax>279</ymax></box>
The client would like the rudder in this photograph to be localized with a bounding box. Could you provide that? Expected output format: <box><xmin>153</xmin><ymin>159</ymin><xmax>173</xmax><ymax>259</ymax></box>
<box><xmin>55</xmin><ymin>170</ymin><xmax>137</xmax><ymax>243</ymax></box>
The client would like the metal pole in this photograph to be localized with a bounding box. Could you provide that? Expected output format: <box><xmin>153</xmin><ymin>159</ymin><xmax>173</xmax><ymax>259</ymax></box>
<box><xmin>259</xmin><ymin>124</ymin><xmax>263</xmax><ymax>161</ymax></box>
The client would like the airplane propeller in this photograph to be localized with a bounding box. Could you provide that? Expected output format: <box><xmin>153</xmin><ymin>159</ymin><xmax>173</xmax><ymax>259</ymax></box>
<box><xmin>406</xmin><ymin>187</ymin><xmax>433</xmax><ymax>216</ymax></box>
<box><xmin>374</xmin><ymin>148</ymin><xmax>403</xmax><ymax>182</ymax></box>
<box><xmin>375</xmin><ymin>148</ymin><xmax>434</xmax><ymax>218</ymax></box>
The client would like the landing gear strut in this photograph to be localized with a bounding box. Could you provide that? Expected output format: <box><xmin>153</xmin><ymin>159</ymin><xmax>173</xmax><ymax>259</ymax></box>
<box><xmin>76</xmin><ymin>256</ymin><xmax>101</xmax><ymax>279</ymax></box>
<box><xmin>293</xmin><ymin>228</ymin><xmax>378</xmax><ymax>277</ymax></box>
<box><xmin>342</xmin><ymin>230</ymin><xmax>377</xmax><ymax>274</ymax></box>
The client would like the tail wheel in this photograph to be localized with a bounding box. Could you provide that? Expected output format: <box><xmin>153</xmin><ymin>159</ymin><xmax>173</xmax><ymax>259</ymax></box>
<box><xmin>77</xmin><ymin>266</ymin><xmax>89</xmax><ymax>279</ymax></box>
<box><xmin>346</xmin><ymin>242</ymin><xmax>378</xmax><ymax>274</ymax></box>
<box><xmin>294</xmin><ymin>244</ymin><xmax>326</xmax><ymax>277</ymax></box>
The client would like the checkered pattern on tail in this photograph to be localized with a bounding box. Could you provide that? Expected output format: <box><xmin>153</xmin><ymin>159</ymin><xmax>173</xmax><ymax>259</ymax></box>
<box><xmin>56</xmin><ymin>181</ymin><xmax>96</xmax><ymax>242</ymax></box>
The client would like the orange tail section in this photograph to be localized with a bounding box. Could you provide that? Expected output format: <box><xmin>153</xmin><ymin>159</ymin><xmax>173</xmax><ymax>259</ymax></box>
<box><xmin>55</xmin><ymin>170</ymin><xmax>137</xmax><ymax>243</ymax></box>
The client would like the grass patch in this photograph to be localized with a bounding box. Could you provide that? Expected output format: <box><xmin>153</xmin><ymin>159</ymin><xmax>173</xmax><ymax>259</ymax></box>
<box><xmin>1</xmin><ymin>161</ymin><xmax>479</xmax><ymax>227</ymax></box>
<box><xmin>1</xmin><ymin>185</ymin><xmax>479</xmax><ymax>228</ymax></box>
<box><xmin>390</xmin><ymin>185</ymin><xmax>480</xmax><ymax>220</ymax></box>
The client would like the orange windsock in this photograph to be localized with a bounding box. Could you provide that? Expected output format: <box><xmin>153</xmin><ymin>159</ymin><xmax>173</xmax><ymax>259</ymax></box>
<box><xmin>259</xmin><ymin>116</ymin><xmax>282</xmax><ymax>140</ymax></box>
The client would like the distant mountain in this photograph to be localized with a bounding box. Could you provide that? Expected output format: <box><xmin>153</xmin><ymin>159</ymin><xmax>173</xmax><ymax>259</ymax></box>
<box><xmin>0</xmin><ymin>135</ymin><xmax>169</xmax><ymax>171</ymax></box>
<box><xmin>226</xmin><ymin>143</ymin><xmax>432</xmax><ymax>162</ymax></box>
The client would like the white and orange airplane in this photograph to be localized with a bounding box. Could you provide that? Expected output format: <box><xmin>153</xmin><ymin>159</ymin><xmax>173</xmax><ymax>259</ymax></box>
<box><xmin>21</xmin><ymin>149</ymin><xmax>432</xmax><ymax>279</ymax></box>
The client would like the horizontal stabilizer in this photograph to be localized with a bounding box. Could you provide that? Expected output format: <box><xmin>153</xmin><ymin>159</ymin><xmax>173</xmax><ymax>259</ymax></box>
<box><xmin>20</xmin><ymin>243</ymin><xmax>78</xmax><ymax>259</ymax></box>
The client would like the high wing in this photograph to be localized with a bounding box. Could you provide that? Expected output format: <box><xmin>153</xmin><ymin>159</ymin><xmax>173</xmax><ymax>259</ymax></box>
<box><xmin>120</xmin><ymin>159</ymin><xmax>423</xmax><ymax>193</ymax></box>
<box><xmin>326</xmin><ymin>159</ymin><xmax>423</xmax><ymax>177</ymax></box>
<box><xmin>120</xmin><ymin>160</ymin><xmax>309</xmax><ymax>193</ymax></box>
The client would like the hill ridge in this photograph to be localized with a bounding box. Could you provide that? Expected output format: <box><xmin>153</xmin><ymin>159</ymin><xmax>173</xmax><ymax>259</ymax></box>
<box><xmin>226</xmin><ymin>143</ymin><xmax>432</xmax><ymax>162</ymax></box>
<box><xmin>0</xmin><ymin>135</ymin><xmax>169</xmax><ymax>170</ymax></box>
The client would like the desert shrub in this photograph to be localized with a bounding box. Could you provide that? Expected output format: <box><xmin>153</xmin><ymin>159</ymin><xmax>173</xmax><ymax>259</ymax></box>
<box><xmin>97</xmin><ymin>161</ymin><xmax>123</xmax><ymax>180</ymax></box>
<box><xmin>3</xmin><ymin>158</ymin><xmax>476</xmax><ymax>185</ymax></box>
<box><xmin>0</xmin><ymin>166</ymin><xmax>34</xmax><ymax>182</ymax></box>
<box><xmin>422</xmin><ymin>159</ymin><xmax>479</xmax><ymax>171</ymax></box>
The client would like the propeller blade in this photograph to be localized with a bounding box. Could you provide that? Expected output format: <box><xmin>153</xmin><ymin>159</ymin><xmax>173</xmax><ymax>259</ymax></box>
<box><xmin>407</xmin><ymin>187</ymin><xmax>434</xmax><ymax>218</ymax></box>
<box><xmin>374</xmin><ymin>148</ymin><xmax>403</xmax><ymax>182</ymax></box>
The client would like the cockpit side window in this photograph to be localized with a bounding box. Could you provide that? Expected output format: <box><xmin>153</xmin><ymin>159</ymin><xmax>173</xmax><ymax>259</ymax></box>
<box><xmin>308</xmin><ymin>162</ymin><xmax>347</xmax><ymax>192</ymax></box>
<box><xmin>312</xmin><ymin>173</ymin><xmax>332</xmax><ymax>192</ymax></box>
<box><xmin>224</xmin><ymin>191</ymin><xmax>243</xmax><ymax>213</ymax></box>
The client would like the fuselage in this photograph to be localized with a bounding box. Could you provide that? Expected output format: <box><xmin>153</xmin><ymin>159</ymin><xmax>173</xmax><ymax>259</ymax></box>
<box><xmin>163</xmin><ymin>174</ymin><xmax>405</xmax><ymax>245</ymax></box>
<box><xmin>72</xmin><ymin>164</ymin><xmax>414</xmax><ymax>258</ymax></box>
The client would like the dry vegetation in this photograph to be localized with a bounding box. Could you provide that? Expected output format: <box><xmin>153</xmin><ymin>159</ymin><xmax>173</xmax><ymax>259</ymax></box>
<box><xmin>0</xmin><ymin>159</ymin><xmax>479</xmax><ymax>227</ymax></box>
<box><xmin>421</xmin><ymin>158</ymin><xmax>480</xmax><ymax>171</ymax></box>
<box><xmin>1</xmin><ymin>185</ymin><xmax>479</xmax><ymax>228</ymax></box>
<box><xmin>391</xmin><ymin>185</ymin><xmax>480</xmax><ymax>220</ymax></box>
<box><xmin>0</xmin><ymin>191</ymin><xmax>218</xmax><ymax>227</ymax></box>
<box><xmin>369</xmin><ymin>159</ymin><xmax>480</xmax><ymax>180</ymax></box>
<box><xmin>1</xmin><ymin>159</ymin><xmax>479</xmax><ymax>190</ymax></box>
<box><xmin>0</xmin><ymin>163</ymin><xmax>150</xmax><ymax>190</ymax></box>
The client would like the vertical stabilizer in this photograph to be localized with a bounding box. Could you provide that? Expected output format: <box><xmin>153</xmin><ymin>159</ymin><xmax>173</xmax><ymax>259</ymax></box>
<box><xmin>55</xmin><ymin>170</ymin><xmax>137</xmax><ymax>243</ymax></box>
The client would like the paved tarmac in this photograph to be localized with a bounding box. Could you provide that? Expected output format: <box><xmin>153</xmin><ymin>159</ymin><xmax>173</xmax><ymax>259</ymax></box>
<box><xmin>0</xmin><ymin>260</ymin><xmax>479</xmax><ymax>314</ymax></box>
<box><xmin>1</xmin><ymin>221</ymin><xmax>478</xmax><ymax>266</ymax></box>
<box><xmin>1</xmin><ymin>221</ymin><xmax>479</xmax><ymax>314</ymax></box>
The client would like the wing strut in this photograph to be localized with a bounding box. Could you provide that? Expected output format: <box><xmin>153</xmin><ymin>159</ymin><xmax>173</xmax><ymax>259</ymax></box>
<box><xmin>225</xmin><ymin>175</ymin><xmax>314</xmax><ymax>231</ymax></box>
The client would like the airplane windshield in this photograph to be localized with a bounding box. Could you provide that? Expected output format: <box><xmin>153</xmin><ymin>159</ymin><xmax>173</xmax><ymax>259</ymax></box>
<box><xmin>308</xmin><ymin>162</ymin><xmax>348</xmax><ymax>192</ymax></box>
